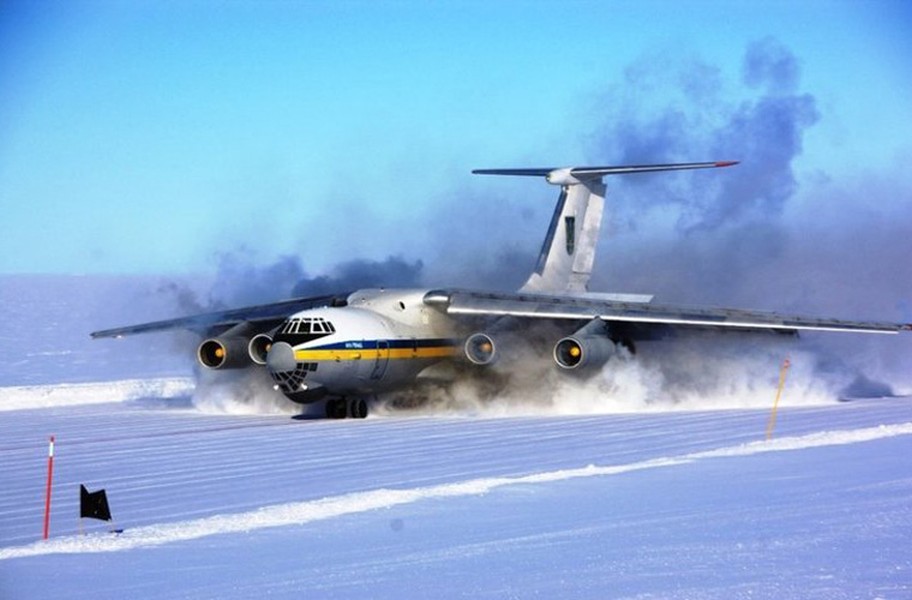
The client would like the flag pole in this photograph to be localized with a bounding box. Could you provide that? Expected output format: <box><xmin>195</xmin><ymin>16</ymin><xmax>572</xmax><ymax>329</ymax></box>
<box><xmin>43</xmin><ymin>436</ymin><xmax>55</xmax><ymax>540</ymax></box>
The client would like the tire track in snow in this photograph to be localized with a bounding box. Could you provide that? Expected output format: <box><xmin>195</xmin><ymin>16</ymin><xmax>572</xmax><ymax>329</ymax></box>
<box><xmin>4</xmin><ymin>422</ymin><xmax>911</xmax><ymax>559</ymax></box>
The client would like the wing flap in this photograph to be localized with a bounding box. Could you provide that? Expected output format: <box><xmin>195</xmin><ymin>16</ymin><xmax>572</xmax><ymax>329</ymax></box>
<box><xmin>426</xmin><ymin>289</ymin><xmax>908</xmax><ymax>335</ymax></box>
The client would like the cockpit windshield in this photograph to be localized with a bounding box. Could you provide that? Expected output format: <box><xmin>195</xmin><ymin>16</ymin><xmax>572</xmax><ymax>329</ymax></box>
<box><xmin>279</xmin><ymin>317</ymin><xmax>336</xmax><ymax>336</ymax></box>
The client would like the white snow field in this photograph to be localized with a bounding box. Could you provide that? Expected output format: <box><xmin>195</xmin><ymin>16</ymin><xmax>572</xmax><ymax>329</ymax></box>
<box><xmin>1</xmin><ymin>379</ymin><xmax>911</xmax><ymax>599</ymax></box>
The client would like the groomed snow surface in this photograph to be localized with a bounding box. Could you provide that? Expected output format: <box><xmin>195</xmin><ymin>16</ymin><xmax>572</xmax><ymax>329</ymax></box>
<box><xmin>2</xmin><ymin>379</ymin><xmax>911</xmax><ymax>599</ymax></box>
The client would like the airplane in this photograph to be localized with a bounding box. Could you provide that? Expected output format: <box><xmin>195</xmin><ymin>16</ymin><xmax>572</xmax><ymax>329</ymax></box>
<box><xmin>91</xmin><ymin>161</ymin><xmax>911</xmax><ymax>418</ymax></box>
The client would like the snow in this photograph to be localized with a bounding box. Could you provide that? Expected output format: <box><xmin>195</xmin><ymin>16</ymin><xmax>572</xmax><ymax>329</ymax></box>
<box><xmin>0</xmin><ymin>378</ymin><xmax>193</xmax><ymax>412</ymax></box>
<box><xmin>2</xmin><ymin>382</ymin><xmax>911</xmax><ymax>599</ymax></box>
<box><xmin>4</xmin><ymin>419</ymin><xmax>911</xmax><ymax>560</ymax></box>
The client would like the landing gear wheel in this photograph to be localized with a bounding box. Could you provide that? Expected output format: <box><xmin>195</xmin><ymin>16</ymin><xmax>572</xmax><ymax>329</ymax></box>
<box><xmin>349</xmin><ymin>398</ymin><xmax>368</xmax><ymax>419</ymax></box>
<box><xmin>325</xmin><ymin>398</ymin><xmax>347</xmax><ymax>419</ymax></box>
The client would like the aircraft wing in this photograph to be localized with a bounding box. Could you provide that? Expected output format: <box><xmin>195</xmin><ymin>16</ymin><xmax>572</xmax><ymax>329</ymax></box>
<box><xmin>423</xmin><ymin>289</ymin><xmax>911</xmax><ymax>335</ymax></box>
<box><xmin>90</xmin><ymin>293</ymin><xmax>348</xmax><ymax>339</ymax></box>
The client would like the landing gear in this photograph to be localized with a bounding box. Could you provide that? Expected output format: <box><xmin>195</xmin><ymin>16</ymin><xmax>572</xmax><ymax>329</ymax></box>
<box><xmin>325</xmin><ymin>398</ymin><xmax>347</xmax><ymax>419</ymax></box>
<box><xmin>324</xmin><ymin>398</ymin><xmax>369</xmax><ymax>419</ymax></box>
<box><xmin>350</xmin><ymin>398</ymin><xmax>368</xmax><ymax>419</ymax></box>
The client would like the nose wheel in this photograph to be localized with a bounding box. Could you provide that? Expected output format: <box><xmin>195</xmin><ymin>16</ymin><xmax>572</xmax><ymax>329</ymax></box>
<box><xmin>325</xmin><ymin>398</ymin><xmax>369</xmax><ymax>419</ymax></box>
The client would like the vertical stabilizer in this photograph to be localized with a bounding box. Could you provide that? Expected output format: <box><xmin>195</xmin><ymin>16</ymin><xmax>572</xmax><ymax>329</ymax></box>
<box><xmin>521</xmin><ymin>180</ymin><xmax>605</xmax><ymax>293</ymax></box>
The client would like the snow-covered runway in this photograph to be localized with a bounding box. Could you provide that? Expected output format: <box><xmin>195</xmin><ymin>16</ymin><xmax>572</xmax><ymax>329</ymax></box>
<box><xmin>2</xmin><ymin>381</ymin><xmax>911</xmax><ymax>599</ymax></box>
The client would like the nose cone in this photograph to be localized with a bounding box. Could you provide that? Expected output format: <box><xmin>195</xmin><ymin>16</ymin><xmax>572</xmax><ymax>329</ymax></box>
<box><xmin>266</xmin><ymin>341</ymin><xmax>297</xmax><ymax>373</ymax></box>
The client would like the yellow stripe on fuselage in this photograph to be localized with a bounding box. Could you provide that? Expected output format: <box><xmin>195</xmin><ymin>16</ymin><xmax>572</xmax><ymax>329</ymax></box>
<box><xmin>293</xmin><ymin>346</ymin><xmax>459</xmax><ymax>362</ymax></box>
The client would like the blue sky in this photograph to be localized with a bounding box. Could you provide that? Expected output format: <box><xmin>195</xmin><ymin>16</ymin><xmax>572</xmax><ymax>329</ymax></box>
<box><xmin>1</xmin><ymin>0</ymin><xmax>911</xmax><ymax>276</ymax></box>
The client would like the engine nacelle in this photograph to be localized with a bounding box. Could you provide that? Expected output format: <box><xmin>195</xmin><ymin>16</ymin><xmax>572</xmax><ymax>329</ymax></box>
<box><xmin>553</xmin><ymin>319</ymin><xmax>618</xmax><ymax>371</ymax></box>
<box><xmin>198</xmin><ymin>336</ymin><xmax>254</xmax><ymax>370</ymax></box>
<box><xmin>464</xmin><ymin>333</ymin><xmax>497</xmax><ymax>365</ymax></box>
<box><xmin>248</xmin><ymin>333</ymin><xmax>273</xmax><ymax>365</ymax></box>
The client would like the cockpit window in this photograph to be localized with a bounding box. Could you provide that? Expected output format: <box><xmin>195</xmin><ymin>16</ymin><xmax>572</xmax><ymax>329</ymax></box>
<box><xmin>280</xmin><ymin>317</ymin><xmax>335</xmax><ymax>336</ymax></box>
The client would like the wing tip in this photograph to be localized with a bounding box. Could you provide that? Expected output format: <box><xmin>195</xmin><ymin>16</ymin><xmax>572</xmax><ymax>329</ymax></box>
<box><xmin>90</xmin><ymin>330</ymin><xmax>121</xmax><ymax>339</ymax></box>
<box><xmin>471</xmin><ymin>168</ymin><xmax>551</xmax><ymax>177</ymax></box>
<box><xmin>715</xmin><ymin>160</ymin><xmax>739</xmax><ymax>167</ymax></box>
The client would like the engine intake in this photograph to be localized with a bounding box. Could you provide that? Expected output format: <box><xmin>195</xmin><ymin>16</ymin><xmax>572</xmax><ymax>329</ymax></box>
<box><xmin>248</xmin><ymin>333</ymin><xmax>273</xmax><ymax>365</ymax></box>
<box><xmin>553</xmin><ymin>319</ymin><xmax>617</xmax><ymax>371</ymax></box>
<box><xmin>464</xmin><ymin>333</ymin><xmax>496</xmax><ymax>365</ymax></box>
<box><xmin>198</xmin><ymin>337</ymin><xmax>253</xmax><ymax>370</ymax></box>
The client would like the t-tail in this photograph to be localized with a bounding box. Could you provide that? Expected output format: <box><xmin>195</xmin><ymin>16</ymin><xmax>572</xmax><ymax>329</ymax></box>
<box><xmin>473</xmin><ymin>161</ymin><xmax>738</xmax><ymax>293</ymax></box>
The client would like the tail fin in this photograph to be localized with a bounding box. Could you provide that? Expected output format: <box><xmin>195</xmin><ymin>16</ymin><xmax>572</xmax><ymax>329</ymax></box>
<box><xmin>522</xmin><ymin>179</ymin><xmax>605</xmax><ymax>293</ymax></box>
<box><xmin>473</xmin><ymin>161</ymin><xmax>737</xmax><ymax>293</ymax></box>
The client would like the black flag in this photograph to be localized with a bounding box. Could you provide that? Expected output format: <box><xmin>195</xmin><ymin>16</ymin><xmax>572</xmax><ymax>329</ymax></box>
<box><xmin>80</xmin><ymin>485</ymin><xmax>112</xmax><ymax>521</ymax></box>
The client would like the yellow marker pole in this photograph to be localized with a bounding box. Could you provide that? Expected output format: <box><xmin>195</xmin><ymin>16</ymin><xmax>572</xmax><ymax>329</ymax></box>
<box><xmin>765</xmin><ymin>357</ymin><xmax>791</xmax><ymax>440</ymax></box>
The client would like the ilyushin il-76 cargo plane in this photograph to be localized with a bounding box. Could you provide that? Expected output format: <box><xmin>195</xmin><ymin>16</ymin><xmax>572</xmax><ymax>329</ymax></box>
<box><xmin>92</xmin><ymin>162</ymin><xmax>911</xmax><ymax>418</ymax></box>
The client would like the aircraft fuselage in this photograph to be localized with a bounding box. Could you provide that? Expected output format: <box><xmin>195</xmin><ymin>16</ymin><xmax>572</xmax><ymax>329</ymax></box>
<box><xmin>264</xmin><ymin>289</ymin><xmax>460</xmax><ymax>403</ymax></box>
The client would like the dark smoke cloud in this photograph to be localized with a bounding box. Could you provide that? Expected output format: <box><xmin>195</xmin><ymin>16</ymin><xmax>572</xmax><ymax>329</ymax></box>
<box><xmin>208</xmin><ymin>253</ymin><xmax>306</xmax><ymax>308</ymax></box>
<box><xmin>416</xmin><ymin>172</ymin><xmax>565</xmax><ymax>291</ymax></box>
<box><xmin>587</xmin><ymin>39</ymin><xmax>820</xmax><ymax>303</ymax></box>
<box><xmin>702</xmin><ymin>94</ymin><xmax>817</xmax><ymax>228</ymax></box>
<box><xmin>160</xmin><ymin>251</ymin><xmax>424</xmax><ymax>314</ymax></box>
<box><xmin>291</xmin><ymin>256</ymin><xmax>423</xmax><ymax>297</ymax></box>
<box><xmin>743</xmin><ymin>37</ymin><xmax>800</xmax><ymax>92</ymax></box>
<box><xmin>592</xmin><ymin>38</ymin><xmax>819</xmax><ymax>232</ymax></box>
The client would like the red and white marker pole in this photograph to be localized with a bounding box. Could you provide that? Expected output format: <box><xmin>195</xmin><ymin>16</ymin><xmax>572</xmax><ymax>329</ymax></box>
<box><xmin>43</xmin><ymin>435</ymin><xmax>55</xmax><ymax>540</ymax></box>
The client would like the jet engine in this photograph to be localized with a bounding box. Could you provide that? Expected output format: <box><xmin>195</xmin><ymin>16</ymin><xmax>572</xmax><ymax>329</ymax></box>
<box><xmin>464</xmin><ymin>333</ymin><xmax>497</xmax><ymax>365</ymax></box>
<box><xmin>196</xmin><ymin>322</ymin><xmax>272</xmax><ymax>370</ymax></box>
<box><xmin>248</xmin><ymin>333</ymin><xmax>273</xmax><ymax>365</ymax></box>
<box><xmin>553</xmin><ymin>319</ymin><xmax>618</xmax><ymax>371</ymax></box>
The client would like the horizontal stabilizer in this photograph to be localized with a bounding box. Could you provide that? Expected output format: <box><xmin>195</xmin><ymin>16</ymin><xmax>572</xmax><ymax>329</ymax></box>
<box><xmin>473</xmin><ymin>161</ymin><xmax>738</xmax><ymax>186</ymax></box>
